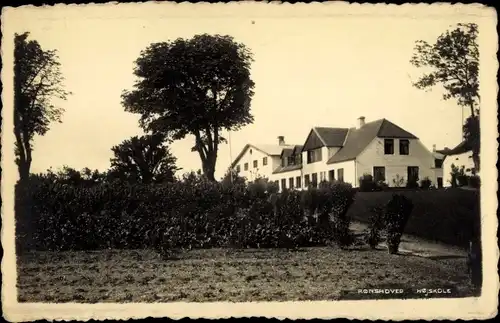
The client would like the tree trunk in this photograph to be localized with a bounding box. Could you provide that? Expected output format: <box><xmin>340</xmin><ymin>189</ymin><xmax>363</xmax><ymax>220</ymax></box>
<box><xmin>472</xmin><ymin>150</ymin><xmax>480</xmax><ymax>173</ymax></box>
<box><xmin>202</xmin><ymin>159</ymin><xmax>216</xmax><ymax>181</ymax></box>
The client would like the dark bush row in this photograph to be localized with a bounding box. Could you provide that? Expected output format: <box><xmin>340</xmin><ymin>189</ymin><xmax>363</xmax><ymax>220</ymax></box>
<box><xmin>15</xmin><ymin>176</ymin><xmax>356</xmax><ymax>254</ymax></box>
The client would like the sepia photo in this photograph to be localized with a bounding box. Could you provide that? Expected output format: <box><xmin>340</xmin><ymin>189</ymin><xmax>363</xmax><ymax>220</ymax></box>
<box><xmin>1</xmin><ymin>1</ymin><xmax>498</xmax><ymax>321</ymax></box>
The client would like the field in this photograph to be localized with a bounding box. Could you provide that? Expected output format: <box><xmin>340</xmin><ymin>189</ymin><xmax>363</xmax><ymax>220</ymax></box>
<box><xmin>17</xmin><ymin>246</ymin><xmax>476</xmax><ymax>303</ymax></box>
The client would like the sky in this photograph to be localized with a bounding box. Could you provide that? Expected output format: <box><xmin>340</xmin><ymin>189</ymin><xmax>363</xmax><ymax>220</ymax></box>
<box><xmin>3</xmin><ymin>3</ymin><xmax>490</xmax><ymax>179</ymax></box>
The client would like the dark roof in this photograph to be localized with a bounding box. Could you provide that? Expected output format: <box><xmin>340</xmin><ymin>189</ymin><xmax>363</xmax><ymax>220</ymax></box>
<box><xmin>314</xmin><ymin>127</ymin><xmax>349</xmax><ymax>147</ymax></box>
<box><xmin>377</xmin><ymin>119</ymin><xmax>418</xmax><ymax>139</ymax></box>
<box><xmin>280</xmin><ymin>148</ymin><xmax>294</xmax><ymax>158</ymax></box>
<box><xmin>292</xmin><ymin>145</ymin><xmax>304</xmax><ymax>155</ymax></box>
<box><xmin>272</xmin><ymin>164</ymin><xmax>303</xmax><ymax>174</ymax></box>
<box><xmin>327</xmin><ymin>119</ymin><xmax>418</xmax><ymax>164</ymax></box>
<box><xmin>437</xmin><ymin>140</ymin><xmax>472</xmax><ymax>156</ymax></box>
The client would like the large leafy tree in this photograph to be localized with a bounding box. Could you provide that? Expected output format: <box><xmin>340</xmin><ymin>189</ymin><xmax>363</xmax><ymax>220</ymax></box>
<box><xmin>410</xmin><ymin>23</ymin><xmax>480</xmax><ymax>171</ymax></box>
<box><xmin>122</xmin><ymin>34</ymin><xmax>255</xmax><ymax>181</ymax></box>
<box><xmin>14</xmin><ymin>32</ymin><xmax>70</xmax><ymax>181</ymax></box>
<box><xmin>109</xmin><ymin>134</ymin><xmax>179</xmax><ymax>184</ymax></box>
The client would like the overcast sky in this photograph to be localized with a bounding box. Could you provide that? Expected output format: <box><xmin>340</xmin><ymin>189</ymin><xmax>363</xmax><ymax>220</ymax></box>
<box><xmin>3</xmin><ymin>3</ymin><xmax>492</xmax><ymax>179</ymax></box>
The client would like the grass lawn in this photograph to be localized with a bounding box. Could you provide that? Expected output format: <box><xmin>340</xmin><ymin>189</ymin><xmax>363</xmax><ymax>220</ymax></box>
<box><xmin>17</xmin><ymin>246</ymin><xmax>476</xmax><ymax>303</ymax></box>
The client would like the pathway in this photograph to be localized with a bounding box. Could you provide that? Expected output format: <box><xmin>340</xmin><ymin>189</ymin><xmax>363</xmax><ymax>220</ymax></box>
<box><xmin>350</xmin><ymin>221</ymin><xmax>468</xmax><ymax>259</ymax></box>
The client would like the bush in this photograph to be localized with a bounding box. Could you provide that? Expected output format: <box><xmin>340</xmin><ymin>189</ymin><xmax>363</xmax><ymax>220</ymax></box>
<box><xmin>468</xmin><ymin>175</ymin><xmax>480</xmax><ymax>189</ymax></box>
<box><xmin>359</xmin><ymin>174</ymin><xmax>376</xmax><ymax>192</ymax></box>
<box><xmin>384</xmin><ymin>194</ymin><xmax>414</xmax><ymax>254</ymax></box>
<box><xmin>406</xmin><ymin>177</ymin><xmax>419</xmax><ymax>189</ymax></box>
<box><xmin>366</xmin><ymin>206</ymin><xmax>385</xmax><ymax>249</ymax></box>
<box><xmin>420</xmin><ymin>177</ymin><xmax>432</xmax><ymax>190</ymax></box>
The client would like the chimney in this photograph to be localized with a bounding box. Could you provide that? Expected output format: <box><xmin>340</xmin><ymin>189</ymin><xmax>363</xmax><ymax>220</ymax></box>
<box><xmin>432</xmin><ymin>144</ymin><xmax>436</xmax><ymax>152</ymax></box>
<box><xmin>278</xmin><ymin>136</ymin><xmax>285</xmax><ymax>146</ymax></box>
<box><xmin>357</xmin><ymin>116</ymin><xmax>366</xmax><ymax>129</ymax></box>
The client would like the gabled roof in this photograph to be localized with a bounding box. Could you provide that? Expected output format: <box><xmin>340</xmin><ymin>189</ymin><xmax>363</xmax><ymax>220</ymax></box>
<box><xmin>314</xmin><ymin>127</ymin><xmax>350</xmax><ymax>147</ymax></box>
<box><xmin>229</xmin><ymin>143</ymin><xmax>296</xmax><ymax>169</ymax></box>
<box><xmin>327</xmin><ymin>118</ymin><xmax>418</xmax><ymax>164</ymax></box>
<box><xmin>292</xmin><ymin>145</ymin><xmax>304</xmax><ymax>155</ymax></box>
<box><xmin>437</xmin><ymin>140</ymin><xmax>472</xmax><ymax>156</ymax></box>
<box><xmin>280</xmin><ymin>147</ymin><xmax>294</xmax><ymax>159</ymax></box>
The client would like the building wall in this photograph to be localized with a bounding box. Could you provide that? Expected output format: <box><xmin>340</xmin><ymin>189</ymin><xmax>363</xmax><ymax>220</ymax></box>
<box><xmin>326</xmin><ymin>160</ymin><xmax>357</xmax><ymax>187</ymax></box>
<box><xmin>270</xmin><ymin>169</ymin><xmax>303</xmax><ymax>191</ymax></box>
<box><xmin>356</xmin><ymin>137</ymin><xmax>439</xmax><ymax>187</ymax></box>
<box><xmin>232</xmin><ymin>147</ymin><xmax>279</xmax><ymax>182</ymax></box>
<box><xmin>301</xmin><ymin>146</ymin><xmax>329</xmax><ymax>184</ymax></box>
<box><xmin>442</xmin><ymin>151</ymin><xmax>475</xmax><ymax>186</ymax></box>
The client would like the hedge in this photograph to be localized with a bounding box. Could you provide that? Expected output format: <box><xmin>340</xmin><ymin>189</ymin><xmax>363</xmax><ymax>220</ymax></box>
<box><xmin>15</xmin><ymin>177</ymin><xmax>356</xmax><ymax>253</ymax></box>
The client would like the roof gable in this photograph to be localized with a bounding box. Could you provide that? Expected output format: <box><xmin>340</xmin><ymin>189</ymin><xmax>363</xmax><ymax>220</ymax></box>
<box><xmin>326</xmin><ymin>119</ymin><xmax>421</xmax><ymax>164</ymax></box>
<box><xmin>315</xmin><ymin>127</ymin><xmax>349</xmax><ymax>147</ymax></box>
<box><xmin>302</xmin><ymin>127</ymin><xmax>348</xmax><ymax>151</ymax></box>
<box><xmin>327</xmin><ymin>119</ymin><xmax>384</xmax><ymax>164</ymax></box>
<box><xmin>302</xmin><ymin>128</ymin><xmax>325</xmax><ymax>151</ymax></box>
<box><xmin>377</xmin><ymin>119</ymin><xmax>418</xmax><ymax>139</ymax></box>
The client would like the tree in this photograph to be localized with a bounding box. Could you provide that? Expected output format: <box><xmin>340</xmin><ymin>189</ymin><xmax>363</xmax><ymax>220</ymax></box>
<box><xmin>109</xmin><ymin>134</ymin><xmax>179</xmax><ymax>184</ymax></box>
<box><xmin>14</xmin><ymin>32</ymin><xmax>70</xmax><ymax>181</ymax></box>
<box><xmin>410</xmin><ymin>23</ymin><xmax>480</xmax><ymax>171</ymax></box>
<box><xmin>121</xmin><ymin>34</ymin><xmax>255</xmax><ymax>181</ymax></box>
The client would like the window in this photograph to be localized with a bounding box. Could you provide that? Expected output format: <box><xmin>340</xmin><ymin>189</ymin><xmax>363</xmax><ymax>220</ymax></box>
<box><xmin>236</xmin><ymin>165</ymin><xmax>240</xmax><ymax>173</ymax></box>
<box><xmin>328</xmin><ymin>170</ymin><xmax>335</xmax><ymax>182</ymax></box>
<box><xmin>253</xmin><ymin>160</ymin><xmax>258</xmax><ymax>168</ymax></box>
<box><xmin>337</xmin><ymin>168</ymin><xmax>344</xmax><ymax>182</ymax></box>
<box><xmin>407</xmin><ymin>166</ymin><xmax>419</xmax><ymax>182</ymax></box>
<box><xmin>434</xmin><ymin>158</ymin><xmax>443</xmax><ymax>168</ymax></box>
<box><xmin>373</xmin><ymin>166</ymin><xmax>386</xmax><ymax>182</ymax></box>
<box><xmin>384</xmin><ymin>139</ymin><xmax>394</xmax><ymax>155</ymax></box>
<box><xmin>304</xmin><ymin>174</ymin><xmax>310</xmax><ymax>187</ymax></box>
<box><xmin>311</xmin><ymin>173</ymin><xmax>318</xmax><ymax>188</ymax></box>
<box><xmin>296</xmin><ymin>154</ymin><xmax>303</xmax><ymax>165</ymax></box>
<box><xmin>287</xmin><ymin>156</ymin><xmax>295</xmax><ymax>165</ymax></box>
<box><xmin>289</xmin><ymin>177</ymin><xmax>294</xmax><ymax>189</ymax></box>
<box><xmin>306</xmin><ymin>148</ymin><xmax>323</xmax><ymax>164</ymax></box>
<box><xmin>296</xmin><ymin>176</ymin><xmax>302</xmax><ymax>188</ymax></box>
<box><xmin>399</xmin><ymin>139</ymin><xmax>409</xmax><ymax>155</ymax></box>
<box><xmin>263</xmin><ymin>157</ymin><xmax>268</xmax><ymax>166</ymax></box>
<box><xmin>437</xmin><ymin>177</ymin><xmax>443</xmax><ymax>188</ymax></box>
<box><xmin>244</xmin><ymin>163</ymin><xmax>248</xmax><ymax>171</ymax></box>
<box><xmin>281</xmin><ymin>178</ymin><xmax>287</xmax><ymax>191</ymax></box>
<box><xmin>320</xmin><ymin>171</ymin><xmax>326</xmax><ymax>182</ymax></box>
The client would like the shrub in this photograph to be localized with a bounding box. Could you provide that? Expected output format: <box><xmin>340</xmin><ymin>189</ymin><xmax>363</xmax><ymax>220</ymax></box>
<box><xmin>406</xmin><ymin>177</ymin><xmax>419</xmax><ymax>189</ymax></box>
<box><xmin>392</xmin><ymin>174</ymin><xmax>405</xmax><ymax>188</ymax></box>
<box><xmin>366</xmin><ymin>206</ymin><xmax>385</xmax><ymax>249</ymax></box>
<box><xmin>384</xmin><ymin>194</ymin><xmax>414</xmax><ymax>254</ymax></box>
<box><xmin>420</xmin><ymin>177</ymin><xmax>432</xmax><ymax>190</ymax></box>
<box><xmin>359</xmin><ymin>174</ymin><xmax>375</xmax><ymax>192</ymax></box>
<box><xmin>468</xmin><ymin>175</ymin><xmax>480</xmax><ymax>189</ymax></box>
<box><xmin>359</xmin><ymin>174</ymin><xmax>384</xmax><ymax>192</ymax></box>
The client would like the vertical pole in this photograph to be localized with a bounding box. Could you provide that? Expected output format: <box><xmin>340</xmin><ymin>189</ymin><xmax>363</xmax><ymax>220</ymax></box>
<box><xmin>228</xmin><ymin>130</ymin><xmax>233</xmax><ymax>183</ymax></box>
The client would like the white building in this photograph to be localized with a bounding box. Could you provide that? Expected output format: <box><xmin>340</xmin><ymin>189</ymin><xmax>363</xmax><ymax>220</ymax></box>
<box><xmin>229</xmin><ymin>117</ymin><xmax>445</xmax><ymax>191</ymax></box>
<box><xmin>437</xmin><ymin>141</ymin><xmax>476</xmax><ymax>187</ymax></box>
